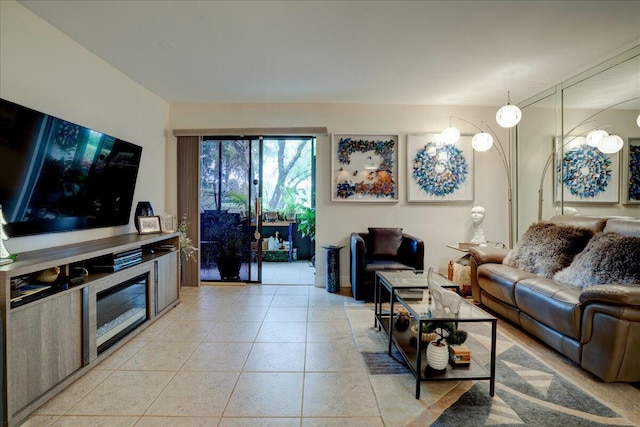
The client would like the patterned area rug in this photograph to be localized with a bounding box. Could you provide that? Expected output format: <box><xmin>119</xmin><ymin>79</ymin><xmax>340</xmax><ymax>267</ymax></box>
<box><xmin>345</xmin><ymin>303</ymin><xmax>634</xmax><ymax>427</ymax></box>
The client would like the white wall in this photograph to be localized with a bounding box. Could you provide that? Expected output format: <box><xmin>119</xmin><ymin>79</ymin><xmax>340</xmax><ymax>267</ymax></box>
<box><xmin>169</xmin><ymin>103</ymin><xmax>512</xmax><ymax>287</ymax></box>
<box><xmin>1</xmin><ymin>1</ymin><xmax>513</xmax><ymax>288</ymax></box>
<box><xmin>0</xmin><ymin>1</ymin><xmax>170</xmax><ymax>253</ymax></box>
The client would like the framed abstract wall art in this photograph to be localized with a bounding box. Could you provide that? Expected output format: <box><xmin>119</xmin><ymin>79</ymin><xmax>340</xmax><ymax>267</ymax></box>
<box><xmin>554</xmin><ymin>140</ymin><xmax>620</xmax><ymax>204</ymax></box>
<box><xmin>331</xmin><ymin>133</ymin><xmax>399</xmax><ymax>202</ymax></box>
<box><xmin>406</xmin><ymin>134</ymin><xmax>474</xmax><ymax>202</ymax></box>
<box><xmin>623</xmin><ymin>138</ymin><xmax>640</xmax><ymax>204</ymax></box>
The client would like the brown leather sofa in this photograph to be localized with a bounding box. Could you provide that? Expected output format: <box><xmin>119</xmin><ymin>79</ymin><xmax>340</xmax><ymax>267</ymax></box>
<box><xmin>469</xmin><ymin>215</ymin><xmax>640</xmax><ymax>382</ymax></box>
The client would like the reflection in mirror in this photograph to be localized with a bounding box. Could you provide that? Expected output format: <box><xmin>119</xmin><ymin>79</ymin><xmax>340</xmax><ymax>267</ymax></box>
<box><xmin>516</xmin><ymin>89</ymin><xmax>558</xmax><ymax>238</ymax></box>
<box><xmin>561</xmin><ymin>52</ymin><xmax>640</xmax><ymax>218</ymax></box>
<box><xmin>516</xmin><ymin>47</ymin><xmax>640</xmax><ymax>241</ymax></box>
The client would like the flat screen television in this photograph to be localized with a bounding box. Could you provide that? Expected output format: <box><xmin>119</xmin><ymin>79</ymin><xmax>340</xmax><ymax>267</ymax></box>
<box><xmin>0</xmin><ymin>98</ymin><xmax>143</xmax><ymax>237</ymax></box>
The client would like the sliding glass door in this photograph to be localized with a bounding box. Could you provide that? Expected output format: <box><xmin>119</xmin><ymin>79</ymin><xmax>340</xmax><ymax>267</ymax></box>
<box><xmin>199</xmin><ymin>136</ymin><xmax>315</xmax><ymax>283</ymax></box>
<box><xmin>200</xmin><ymin>138</ymin><xmax>259</xmax><ymax>282</ymax></box>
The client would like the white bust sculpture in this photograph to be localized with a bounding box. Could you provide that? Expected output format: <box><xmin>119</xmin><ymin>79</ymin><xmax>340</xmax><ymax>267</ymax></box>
<box><xmin>470</xmin><ymin>206</ymin><xmax>487</xmax><ymax>246</ymax></box>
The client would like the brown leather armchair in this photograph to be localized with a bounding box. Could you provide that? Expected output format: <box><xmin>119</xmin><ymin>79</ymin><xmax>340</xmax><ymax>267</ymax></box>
<box><xmin>350</xmin><ymin>228</ymin><xmax>424</xmax><ymax>301</ymax></box>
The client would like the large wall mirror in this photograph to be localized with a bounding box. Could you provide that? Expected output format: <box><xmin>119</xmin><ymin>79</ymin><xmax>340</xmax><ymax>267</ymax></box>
<box><xmin>516</xmin><ymin>45</ymin><xmax>640</xmax><ymax>237</ymax></box>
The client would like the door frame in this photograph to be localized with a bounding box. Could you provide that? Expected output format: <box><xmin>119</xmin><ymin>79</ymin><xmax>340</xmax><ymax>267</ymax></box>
<box><xmin>176</xmin><ymin>129</ymin><xmax>322</xmax><ymax>286</ymax></box>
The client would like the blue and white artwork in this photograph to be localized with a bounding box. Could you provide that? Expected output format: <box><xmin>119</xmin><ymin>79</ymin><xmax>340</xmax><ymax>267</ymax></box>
<box><xmin>407</xmin><ymin>134</ymin><xmax>474</xmax><ymax>202</ymax></box>
<box><xmin>557</xmin><ymin>144</ymin><xmax>619</xmax><ymax>204</ymax></box>
<box><xmin>625</xmin><ymin>139</ymin><xmax>640</xmax><ymax>204</ymax></box>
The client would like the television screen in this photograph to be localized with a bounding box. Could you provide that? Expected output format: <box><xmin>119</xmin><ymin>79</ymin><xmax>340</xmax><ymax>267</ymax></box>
<box><xmin>0</xmin><ymin>98</ymin><xmax>143</xmax><ymax>237</ymax></box>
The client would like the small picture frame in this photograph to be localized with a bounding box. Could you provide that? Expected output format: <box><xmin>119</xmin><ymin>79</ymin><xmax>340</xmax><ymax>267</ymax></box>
<box><xmin>138</xmin><ymin>216</ymin><xmax>162</xmax><ymax>234</ymax></box>
<box><xmin>160</xmin><ymin>213</ymin><xmax>176</xmax><ymax>233</ymax></box>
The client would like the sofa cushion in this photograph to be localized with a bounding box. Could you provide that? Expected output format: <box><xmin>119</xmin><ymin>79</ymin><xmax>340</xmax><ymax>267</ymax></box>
<box><xmin>364</xmin><ymin>260</ymin><xmax>413</xmax><ymax>272</ymax></box>
<box><xmin>503</xmin><ymin>222</ymin><xmax>594</xmax><ymax>278</ymax></box>
<box><xmin>477</xmin><ymin>264</ymin><xmax>537</xmax><ymax>307</ymax></box>
<box><xmin>515</xmin><ymin>277</ymin><xmax>582</xmax><ymax>340</ymax></box>
<box><xmin>549</xmin><ymin>215</ymin><xmax>607</xmax><ymax>232</ymax></box>
<box><xmin>368</xmin><ymin>227</ymin><xmax>403</xmax><ymax>258</ymax></box>
<box><xmin>603</xmin><ymin>218</ymin><xmax>640</xmax><ymax>237</ymax></box>
<box><xmin>553</xmin><ymin>232</ymin><xmax>640</xmax><ymax>289</ymax></box>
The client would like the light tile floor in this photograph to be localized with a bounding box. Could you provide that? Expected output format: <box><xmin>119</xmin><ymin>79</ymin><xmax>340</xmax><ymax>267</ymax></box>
<box><xmin>28</xmin><ymin>285</ymin><xmax>383</xmax><ymax>427</ymax></box>
<box><xmin>261</xmin><ymin>260</ymin><xmax>316</xmax><ymax>285</ymax></box>
<box><xmin>25</xmin><ymin>284</ymin><xmax>640</xmax><ymax>426</ymax></box>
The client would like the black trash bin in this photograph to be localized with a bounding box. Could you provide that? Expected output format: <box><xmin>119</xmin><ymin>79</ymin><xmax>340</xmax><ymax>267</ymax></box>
<box><xmin>322</xmin><ymin>245</ymin><xmax>344</xmax><ymax>293</ymax></box>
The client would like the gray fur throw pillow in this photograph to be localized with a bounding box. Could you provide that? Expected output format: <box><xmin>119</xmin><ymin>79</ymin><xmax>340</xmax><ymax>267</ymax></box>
<box><xmin>553</xmin><ymin>232</ymin><xmax>640</xmax><ymax>288</ymax></box>
<box><xmin>503</xmin><ymin>222</ymin><xmax>594</xmax><ymax>278</ymax></box>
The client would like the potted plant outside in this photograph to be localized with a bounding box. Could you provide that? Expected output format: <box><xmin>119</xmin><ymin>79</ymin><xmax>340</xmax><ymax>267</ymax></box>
<box><xmin>227</xmin><ymin>190</ymin><xmax>250</xmax><ymax>218</ymax></box>
<box><xmin>279</xmin><ymin>186</ymin><xmax>302</xmax><ymax>222</ymax></box>
<box><xmin>204</xmin><ymin>212</ymin><xmax>245</xmax><ymax>280</ymax></box>
<box><xmin>296</xmin><ymin>205</ymin><xmax>316</xmax><ymax>265</ymax></box>
<box><xmin>296</xmin><ymin>206</ymin><xmax>315</xmax><ymax>241</ymax></box>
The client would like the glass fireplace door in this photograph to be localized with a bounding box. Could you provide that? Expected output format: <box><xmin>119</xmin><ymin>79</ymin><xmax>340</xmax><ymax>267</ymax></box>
<box><xmin>96</xmin><ymin>273</ymin><xmax>148</xmax><ymax>354</ymax></box>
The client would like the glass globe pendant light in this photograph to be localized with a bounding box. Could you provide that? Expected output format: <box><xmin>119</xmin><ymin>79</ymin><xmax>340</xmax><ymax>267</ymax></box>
<box><xmin>471</xmin><ymin>132</ymin><xmax>493</xmax><ymax>151</ymax></box>
<box><xmin>441</xmin><ymin>117</ymin><xmax>461</xmax><ymax>144</ymax></box>
<box><xmin>598</xmin><ymin>134</ymin><xmax>624</xmax><ymax>154</ymax></box>
<box><xmin>496</xmin><ymin>91</ymin><xmax>522</xmax><ymax>128</ymax></box>
<box><xmin>564</xmin><ymin>136</ymin><xmax>586</xmax><ymax>151</ymax></box>
<box><xmin>441</xmin><ymin>126</ymin><xmax>460</xmax><ymax>144</ymax></box>
<box><xmin>585</xmin><ymin>129</ymin><xmax>608</xmax><ymax>147</ymax></box>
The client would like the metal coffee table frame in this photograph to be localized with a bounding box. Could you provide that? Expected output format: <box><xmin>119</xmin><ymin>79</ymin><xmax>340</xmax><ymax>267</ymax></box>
<box><xmin>374</xmin><ymin>270</ymin><xmax>497</xmax><ymax>399</ymax></box>
<box><xmin>374</xmin><ymin>270</ymin><xmax>430</xmax><ymax>353</ymax></box>
<box><xmin>374</xmin><ymin>270</ymin><xmax>457</xmax><ymax>354</ymax></box>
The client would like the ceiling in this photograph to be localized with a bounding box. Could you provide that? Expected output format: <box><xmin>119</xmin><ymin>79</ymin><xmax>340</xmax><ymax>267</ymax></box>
<box><xmin>19</xmin><ymin>0</ymin><xmax>640</xmax><ymax>107</ymax></box>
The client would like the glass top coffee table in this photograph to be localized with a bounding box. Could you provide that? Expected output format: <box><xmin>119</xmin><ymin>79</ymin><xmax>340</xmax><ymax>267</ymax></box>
<box><xmin>374</xmin><ymin>270</ymin><xmax>457</xmax><ymax>353</ymax></box>
<box><xmin>374</xmin><ymin>270</ymin><xmax>497</xmax><ymax>399</ymax></box>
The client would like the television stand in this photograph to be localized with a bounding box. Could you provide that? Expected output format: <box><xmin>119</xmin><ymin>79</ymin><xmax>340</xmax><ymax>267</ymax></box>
<box><xmin>0</xmin><ymin>232</ymin><xmax>180</xmax><ymax>427</ymax></box>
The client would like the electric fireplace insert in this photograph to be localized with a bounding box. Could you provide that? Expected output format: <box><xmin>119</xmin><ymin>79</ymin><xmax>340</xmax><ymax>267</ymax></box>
<box><xmin>96</xmin><ymin>273</ymin><xmax>148</xmax><ymax>354</ymax></box>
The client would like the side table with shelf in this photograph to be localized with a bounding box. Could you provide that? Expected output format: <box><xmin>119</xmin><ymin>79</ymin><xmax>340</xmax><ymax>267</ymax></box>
<box><xmin>262</xmin><ymin>220</ymin><xmax>295</xmax><ymax>262</ymax></box>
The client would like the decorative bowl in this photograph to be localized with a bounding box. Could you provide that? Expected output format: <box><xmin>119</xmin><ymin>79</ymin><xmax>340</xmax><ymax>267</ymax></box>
<box><xmin>410</xmin><ymin>324</ymin><xmax>438</xmax><ymax>343</ymax></box>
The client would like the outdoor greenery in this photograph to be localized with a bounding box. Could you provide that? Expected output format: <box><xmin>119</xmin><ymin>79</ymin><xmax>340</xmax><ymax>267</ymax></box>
<box><xmin>199</xmin><ymin>138</ymin><xmax>313</xmax><ymax>215</ymax></box>
<box><xmin>198</xmin><ymin>138</ymin><xmax>315</xmax><ymax>276</ymax></box>
<box><xmin>263</xmin><ymin>139</ymin><xmax>312</xmax><ymax>212</ymax></box>
<box><xmin>296</xmin><ymin>205</ymin><xmax>316</xmax><ymax>241</ymax></box>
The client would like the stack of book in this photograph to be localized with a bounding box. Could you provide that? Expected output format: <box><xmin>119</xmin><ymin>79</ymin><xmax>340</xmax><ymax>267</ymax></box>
<box><xmin>449</xmin><ymin>345</ymin><xmax>471</xmax><ymax>367</ymax></box>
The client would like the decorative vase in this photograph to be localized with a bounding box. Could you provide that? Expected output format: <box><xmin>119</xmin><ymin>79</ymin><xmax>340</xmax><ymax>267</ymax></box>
<box><xmin>394</xmin><ymin>309</ymin><xmax>410</xmax><ymax>332</ymax></box>
<box><xmin>160</xmin><ymin>213</ymin><xmax>176</xmax><ymax>233</ymax></box>
<box><xmin>216</xmin><ymin>255</ymin><xmax>242</xmax><ymax>280</ymax></box>
<box><xmin>426</xmin><ymin>341</ymin><xmax>449</xmax><ymax>371</ymax></box>
<box><xmin>134</xmin><ymin>201</ymin><xmax>154</xmax><ymax>231</ymax></box>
